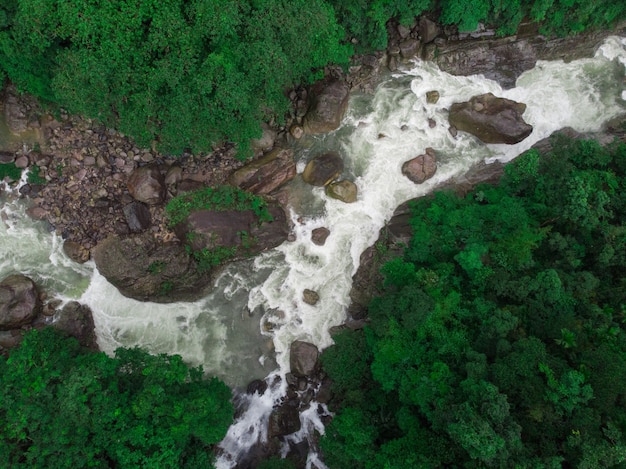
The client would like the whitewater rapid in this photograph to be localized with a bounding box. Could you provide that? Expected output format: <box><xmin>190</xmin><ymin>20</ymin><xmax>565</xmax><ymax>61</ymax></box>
<box><xmin>1</xmin><ymin>35</ymin><xmax>625</xmax><ymax>469</ymax></box>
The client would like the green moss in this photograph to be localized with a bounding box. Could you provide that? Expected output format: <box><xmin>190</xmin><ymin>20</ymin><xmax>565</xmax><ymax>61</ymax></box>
<box><xmin>166</xmin><ymin>185</ymin><xmax>272</xmax><ymax>227</ymax></box>
<box><xmin>0</xmin><ymin>162</ymin><xmax>23</xmax><ymax>181</ymax></box>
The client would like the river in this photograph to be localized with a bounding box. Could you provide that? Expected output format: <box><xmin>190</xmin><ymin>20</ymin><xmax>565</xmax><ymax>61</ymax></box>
<box><xmin>1</xmin><ymin>36</ymin><xmax>625</xmax><ymax>469</ymax></box>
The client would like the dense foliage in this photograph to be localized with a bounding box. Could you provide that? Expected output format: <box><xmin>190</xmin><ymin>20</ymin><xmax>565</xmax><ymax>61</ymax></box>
<box><xmin>1</xmin><ymin>1</ymin><xmax>624</xmax><ymax>156</ymax></box>
<box><xmin>0</xmin><ymin>328</ymin><xmax>234</xmax><ymax>468</ymax></box>
<box><xmin>0</xmin><ymin>0</ymin><xmax>351</xmax><ymax>157</ymax></box>
<box><xmin>320</xmin><ymin>136</ymin><xmax>626</xmax><ymax>467</ymax></box>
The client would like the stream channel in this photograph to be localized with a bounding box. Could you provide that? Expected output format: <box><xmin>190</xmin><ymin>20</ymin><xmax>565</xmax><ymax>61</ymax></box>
<box><xmin>1</xmin><ymin>35</ymin><xmax>625</xmax><ymax>468</ymax></box>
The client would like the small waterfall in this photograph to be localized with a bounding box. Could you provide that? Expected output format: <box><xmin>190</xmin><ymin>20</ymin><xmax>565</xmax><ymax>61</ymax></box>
<box><xmin>0</xmin><ymin>36</ymin><xmax>624</xmax><ymax>469</ymax></box>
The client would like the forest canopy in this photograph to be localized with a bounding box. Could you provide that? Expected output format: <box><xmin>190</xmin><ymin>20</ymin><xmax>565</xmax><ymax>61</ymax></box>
<box><xmin>0</xmin><ymin>0</ymin><xmax>624</xmax><ymax>157</ymax></box>
<box><xmin>0</xmin><ymin>328</ymin><xmax>234</xmax><ymax>468</ymax></box>
<box><xmin>320</xmin><ymin>136</ymin><xmax>626</xmax><ymax>467</ymax></box>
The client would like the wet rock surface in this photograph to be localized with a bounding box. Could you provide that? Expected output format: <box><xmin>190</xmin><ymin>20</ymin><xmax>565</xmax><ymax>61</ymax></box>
<box><xmin>449</xmin><ymin>93</ymin><xmax>533</xmax><ymax>144</ymax></box>
<box><xmin>92</xmin><ymin>233</ymin><xmax>212</xmax><ymax>303</ymax></box>
<box><xmin>402</xmin><ymin>147</ymin><xmax>438</xmax><ymax>183</ymax></box>
<box><xmin>302</xmin><ymin>79</ymin><xmax>350</xmax><ymax>134</ymax></box>
<box><xmin>0</xmin><ymin>274</ymin><xmax>41</xmax><ymax>330</ymax></box>
<box><xmin>228</xmin><ymin>147</ymin><xmax>296</xmax><ymax>195</ymax></box>
<box><xmin>302</xmin><ymin>151</ymin><xmax>344</xmax><ymax>186</ymax></box>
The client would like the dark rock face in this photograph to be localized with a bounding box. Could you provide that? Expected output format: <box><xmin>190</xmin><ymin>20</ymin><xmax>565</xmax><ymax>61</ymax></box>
<box><xmin>302</xmin><ymin>152</ymin><xmax>344</xmax><ymax>186</ymax></box>
<box><xmin>303</xmin><ymin>79</ymin><xmax>350</xmax><ymax>134</ymax></box>
<box><xmin>53</xmin><ymin>301</ymin><xmax>98</xmax><ymax>349</ymax></box>
<box><xmin>127</xmin><ymin>165</ymin><xmax>166</xmax><ymax>205</ymax></box>
<box><xmin>229</xmin><ymin>147</ymin><xmax>296</xmax><ymax>195</ymax></box>
<box><xmin>0</xmin><ymin>275</ymin><xmax>40</xmax><ymax>330</ymax></box>
<box><xmin>268</xmin><ymin>404</ymin><xmax>301</xmax><ymax>438</ymax></box>
<box><xmin>289</xmin><ymin>341</ymin><xmax>319</xmax><ymax>378</ymax></box>
<box><xmin>426</xmin><ymin>27</ymin><xmax>623</xmax><ymax>89</ymax></box>
<box><xmin>449</xmin><ymin>93</ymin><xmax>533</xmax><ymax>144</ymax></box>
<box><xmin>402</xmin><ymin>147</ymin><xmax>437</xmax><ymax>183</ymax></box>
<box><xmin>311</xmin><ymin>227</ymin><xmax>330</xmax><ymax>246</ymax></box>
<box><xmin>174</xmin><ymin>204</ymin><xmax>290</xmax><ymax>257</ymax></box>
<box><xmin>92</xmin><ymin>233</ymin><xmax>212</xmax><ymax>303</ymax></box>
<box><xmin>123</xmin><ymin>201</ymin><xmax>152</xmax><ymax>233</ymax></box>
<box><xmin>419</xmin><ymin>16</ymin><xmax>440</xmax><ymax>44</ymax></box>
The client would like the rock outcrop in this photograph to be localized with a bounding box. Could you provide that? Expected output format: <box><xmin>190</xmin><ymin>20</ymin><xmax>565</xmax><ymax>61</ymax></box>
<box><xmin>92</xmin><ymin>233</ymin><xmax>212</xmax><ymax>303</ymax></box>
<box><xmin>301</xmin><ymin>152</ymin><xmax>344</xmax><ymax>186</ymax></box>
<box><xmin>303</xmin><ymin>79</ymin><xmax>350</xmax><ymax>134</ymax></box>
<box><xmin>289</xmin><ymin>341</ymin><xmax>319</xmax><ymax>378</ymax></box>
<box><xmin>449</xmin><ymin>93</ymin><xmax>533</xmax><ymax>144</ymax></box>
<box><xmin>228</xmin><ymin>147</ymin><xmax>296</xmax><ymax>195</ymax></box>
<box><xmin>402</xmin><ymin>147</ymin><xmax>438</xmax><ymax>183</ymax></box>
<box><xmin>0</xmin><ymin>274</ymin><xmax>40</xmax><ymax>330</ymax></box>
<box><xmin>54</xmin><ymin>301</ymin><xmax>98</xmax><ymax>349</ymax></box>
<box><xmin>127</xmin><ymin>164</ymin><xmax>166</xmax><ymax>205</ymax></box>
<box><xmin>311</xmin><ymin>227</ymin><xmax>330</xmax><ymax>246</ymax></box>
<box><xmin>173</xmin><ymin>204</ymin><xmax>289</xmax><ymax>258</ymax></box>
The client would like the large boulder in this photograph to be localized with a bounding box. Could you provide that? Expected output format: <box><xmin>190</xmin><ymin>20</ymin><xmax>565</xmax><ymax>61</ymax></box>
<box><xmin>303</xmin><ymin>79</ymin><xmax>350</xmax><ymax>134</ymax></box>
<box><xmin>311</xmin><ymin>227</ymin><xmax>330</xmax><ymax>246</ymax></box>
<box><xmin>127</xmin><ymin>165</ymin><xmax>166</xmax><ymax>205</ymax></box>
<box><xmin>53</xmin><ymin>302</ymin><xmax>98</xmax><ymax>350</ymax></box>
<box><xmin>402</xmin><ymin>147</ymin><xmax>438</xmax><ymax>183</ymax></box>
<box><xmin>92</xmin><ymin>233</ymin><xmax>212</xmax><ymax>303</ymax></box>
<box><xmin>0</xmin><ymin>274</ymin><xmax>40</xmax><ymax>330</ymax></box>
<box><xmin>289</xmin><ymin>341</ymin><xmax>319</xmax><ymax>378</ymax></box>
<box><xmin>268</xmin><ymin>404</ymin><xmax>301</xmax><ymax>438</ymax></box>
<box><xmin>174</xmin><ymin>204</ymin><xmax>289</xmax><ymax>257</ymax></box>
<box><xmin>228</xmin><ymin>147</ymin><xmax>296</xmax><ymax>195</ymax></box>
<box><xmin>448</xmin><ymin>93</ymin><xmax>533</xmax><ymax>144</ymax></box>
<box><xmin>425</xmin><ymin>27</ymin><xmax>621</xmax><ymax>89</ymax></box>
<box><xmin>302</xmin><ymin>152</ymin><xmax>344</xmax><ymax>186</ymax></box>
<box><xmin>250</xmin><ymin>122</ymin><xmax>277</xmax><ymax>156</ymax></box>
<box><xmin>123</xmin><ymin>201</ymin><xmax>152</xmax><ymax>233</ymax></box>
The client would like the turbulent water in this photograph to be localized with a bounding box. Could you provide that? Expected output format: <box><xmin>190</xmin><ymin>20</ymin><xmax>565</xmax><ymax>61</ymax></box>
<box><xmin>1</xmin><ymin>36</ymin><xmax>625</xmax><ymax>469</ymax></box>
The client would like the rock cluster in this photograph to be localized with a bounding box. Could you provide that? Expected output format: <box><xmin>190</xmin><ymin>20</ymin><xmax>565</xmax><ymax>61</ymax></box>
<box><xmin>0</xmin><ymin>273</ymin><xmax>97</xmax><ymax>353</ymax></box>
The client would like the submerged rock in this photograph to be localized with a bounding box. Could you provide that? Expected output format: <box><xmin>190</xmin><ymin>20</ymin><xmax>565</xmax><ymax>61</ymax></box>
<box><xmin>302</xmin><ymin>152</ymin><xmax>344</xmax><ymax>186</ymax></box>
<box><xmin>448</xmin><ymin>93</ymin><xmax>533</xmax><ymax>144</ymax></box>
<box><xmin>326</xmin><ymin>180</ymin><xmax>358</xmax><ymax>203</ymax></box>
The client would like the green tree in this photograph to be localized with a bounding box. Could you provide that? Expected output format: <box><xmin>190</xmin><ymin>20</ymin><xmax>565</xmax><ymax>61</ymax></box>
<box><xmin>0</xmin><ymin>327</ymin><xmax>234</xmax><ymax>468</ymax></box>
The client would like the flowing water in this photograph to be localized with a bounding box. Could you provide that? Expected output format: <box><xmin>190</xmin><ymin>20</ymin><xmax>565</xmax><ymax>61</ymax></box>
<box><xmin>1</xmin><ymin>36</ymin><xmax>625</xmax><ymax>469</ymax></box>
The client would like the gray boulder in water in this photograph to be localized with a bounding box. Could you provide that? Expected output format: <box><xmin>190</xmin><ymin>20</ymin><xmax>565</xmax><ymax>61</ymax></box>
<box><xmin>302</xmin><ymin>152</ymin><xmax>344</xmax><ymax>186</ymax></box>
<box><xmin>303</xmin><ymin>79</ymin><xmax>350</xmax><ymax>134</ymax></box>
<box><xmin>449</xmin><ymin>93</ymin><xmax>533</xmax><ymax>144</ymax></box>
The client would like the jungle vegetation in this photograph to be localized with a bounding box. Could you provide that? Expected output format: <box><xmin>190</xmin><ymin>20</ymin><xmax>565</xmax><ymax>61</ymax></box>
<box><xmin>0</xmin><ymin>0</ymin><xmax>624</xmax><ymax>157</ymax></box>
<box><xmin>319</xmin><ymin>135</ymin><xmax>626</xmax><ymax>467</ymax></box>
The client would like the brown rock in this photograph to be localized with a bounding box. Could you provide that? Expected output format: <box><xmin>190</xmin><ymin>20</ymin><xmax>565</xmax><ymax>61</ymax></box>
<box><xmin>399</xmin><ymin>38</ymin><xmax>420</xmax><ymax>59</ymax></box>
<box><xmin>290</xmin><ymin>341</ymin><xmax>319</xmax><ymax>378</ymax></box>
<box><xmin>268</xmin><ymin>404</ymin><xmax>301</xmax><ymax>438</ymax></box>
<box><xmin>311</xmin><ymin>227</ymin><xmax>330</xmax><ymax>246</ymax></box>
<box><xmin>290</xmin><ymin>125</ymin><xmax>304</xmax><ymax>139</ymax></box>
<box><xmin>402</xmin><ymin>148</ymin><xmax>437</xmax><ymax>183</ymax></box>
<box><xmin>14</xmin><ymin>155</ymin><xmax>29</xmax><ymax>169</ymax></box>
<box><xmin>426</xmin><ymin>90</ymin><xmax>440</xmax><ymax>104</ymax></box>
<box><xmin>53</xmin><ymin>302</ymin><xmax>98</xmax><ymax>350</ymax></box>
<box><xmin>326</xmin><ymin>180</ymin><xmax>357</xmax><ymax>203</ymax></box>
<box><xmin>0</xmin><ymin>275</ymin><xmax>40</xmax><ymax>330</ymax></box>
<box><xmin>63</xmin><ymin>241</ymin><xmax>90</xmax><ymax>263</ymax></box>
<box><xmin>229</xmin><ymin>147</ymin><xmax>296</xmax><ymax>195</ymax></box>
<box><xmin>251</xmin><ymin>122</ymin><xmax>277</xmax><ymax>156</ymax></box>
<box><xmin>419</xmin><ymin>17</ymin><xmax>441</xmax><ymax>44</ymax></box>
<box><xmin>448</xmin><ymin>93</ymin><xmax>533</xmax><ymax>144</ymax></box>
<box><xmin>303</xmin><ymin>80</ymin><xmax>350</xmax><ymax>134</ymax></box>
<box><xmin>302</xmin><ymin>152</ymin><xmax>344</xmax><ymax>186</ymax></box>
<box><xmin>127</xmin><ymin>165</ymin><xmax>166</xmax><ymax>205</ymax></box>
<box><xmin>303</xmin><ymin>289</ymin><xmax>320</xmax><ymax>305</ymax></box>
